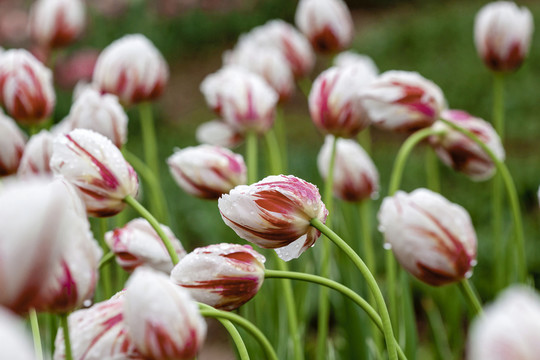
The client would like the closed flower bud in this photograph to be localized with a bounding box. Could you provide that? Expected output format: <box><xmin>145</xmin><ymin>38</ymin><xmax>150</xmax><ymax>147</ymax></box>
<box><xmin>50</xmin><ymin>128</ymin><xmax>139</xmax><ymax>217</ymax></box>
<box><xmin>468</xmin><ymin>286</ymin><xmax>540</xmax><ymax>360</ymax></box>
<box><xmin>0</xmin><ymin>49</ymin><xmax>55</xmax><ymax>125</ymax></box>
<box><xmin>360</xmin><ymin>70</ymin><xmax>446</xmax><ymax>132</ymax></box>
<box><xmin>0</xmin><ymin>307</ymin><xmax>37</xmax><ymax>360</ymax></box>
<box><xmin>378</xmin><ymin>188</ymin><xmax>477</xmax><ymax>286</ymax></box>
<box><xmin>124</xmin><ymin>267</ymin><xmax>207</xmax><ymax>360</ymax></box>
<box><xmin>93</xmin><ymin>34</ymin><xmax>169</xmax><ymax>105</ymax></box>
<box><xmin>218</xmin><ymin>175</ymin><xmax>328</xmax><ymax>261</ymax></box>
<box><xmin>54</xmin><ymin>293</ymin><xmax>144</xmax><ymax>360</ymax></box>
<box><xmin>474</xmin><ymin>1</ymin><xmax>533</xmax><ymax>72</ymax></box>
<box><xmin>429</xmin><ymin>110</ymin><xmax>505</xmax><ymax>181</ymax></box>
<box><xmin>200</xmin><ymin>66</ymin><xmax>278</xmax><ymax>134</ymax></box>
<box><xmin>17</xmin><ymin>130</ymin><xmax>54</xmax><ymax>177</ymax></box>
<box><xmin>318</xmin><ymin>136</ymin><xmax>379</xmax><ymax>202</ymax></box>
<box><xmin>196</xmin><ymin>119</ymin><xmax>244</xmax><ymax>148</ymax></box>
<box><xmin>29</xmin><ymin>0</ymin><xmax>86</xmax><ymax>49</ymax></box>
<box><xmin>105</xmin><ymin>218</ymin><xmax>186</xmax><ymax>273</ymax></box>
<box><xmin>309</xmin><ymin>66</ymin><xmax>372</xmax><ymax>138</ymax></box>
<box><xmin>171</xmin><ymin>243</ymin><xmax>265</xmax><ymax>311</ymax></box>
<box><xmin>333</xmin><ymin>51</ymin><xmax>379</xmax><ymax>77</ymax></box>
<box><xmin>295</xmin><ymin>0</ymin><xmax>354</xmax><ymax>53</ymax></box>
<box><xmin>168</xmin><ymin>145</ymin><xmax>247</xmax><ymax>200</ymax></box>
<box><xmin>68</xmin><ymin>88</ymin><xmax>128</xmax><ymax>148</ymax></box>
<box><xmin>0</xmin><ymin>111</ymin><xmax>26</xmax><ymax>176</ymax></box>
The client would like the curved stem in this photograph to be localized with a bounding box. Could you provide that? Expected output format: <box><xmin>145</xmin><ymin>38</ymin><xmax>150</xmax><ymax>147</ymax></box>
<box><xmin>310</xmin><ymin>219</ymin><xmax>398</xmax><ymax>360</ymax></box>
<box><xmin>218</xmin><ymin>319</ymin><xmax>250</xmax><ymax>360</ymax></box>
<box><xmin>198</xmin><ymin>303</ymin><xmax>278</xmax><ymax>360</ymax></box>
<box><xmin>123</xmin><ymin>195</ymin><xmax>179</xmax><ymax>265</ymax></box>
<box><xmin>29</xmin><ymin>309</ymin><xmax>43</xmax><ymax>360</ymax></box>
<box><xmin>60</xmin><ymin>313</ymin><xmax>73</xmax><ymax>360</ymax></box>
<box><xmin>98</xmin><ymin>251</ymin><xmax>115</xmax><ymax>270</ymax></box>
<box><xmin>458</xmin><ymin>280</ymin><xmax>483</xmax><ymax>316</ymax></box>
<box><xmin>246</xmin><ymin>131</ymin><xmax>258</xmax><ymax>184</ymax></box>
<box><xmin>98</xmin><ymin>218</ymin><xmax>112</xmax><ymax>298</ymax></box>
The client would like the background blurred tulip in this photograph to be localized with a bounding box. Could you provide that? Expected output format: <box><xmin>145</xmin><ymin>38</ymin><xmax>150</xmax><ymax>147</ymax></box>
<box><xmin>378</xmin><ymin>188</ymin><xmax>477</xmax><ymax>286</ymax></box>
<box><xmin>17</xmin><ymin>130</ymin><xmax>54</xmax><ymax>178</ymax></box>
<box><xmin>54</xmin><ymin>49</ymin><xmax>99</xmax><ymax>90</ymax></box>
<box><xmin>218</xmin><ymin>175</ymin><xmax>328</xmax><ymax>261</ymax></box>
<box><xmin>168</xmin><ymin>144</ymin><xmax>247</xmax><ymax>199</ymax></box>
<box><xmin>474</xmin><ymin>1</ymin><xmax>534</xmax><ymax>72</ymax></box>
<box><xmin>0</xmin><ymin>307</ymin><xmax>37</xmax><ymax>360</ymax></box>
<box><xmin>93</xmin><ymin>34</ymin><xmax>169</xmax><ymax>105</ymax></box>
<box><xmin>124</xmin><ymin>267</ymin><xmax>207</xmax><ymax>360</ymax></box>
<box><xmin>105</xmin><ymin>218</ymin><xmax>186</xmax><ymax>273</ymax></box>
<box><xmin>171</xmin><ymin>243</ymin><xmax>265</xmax><ymax>311</ymax></box>
<box><xmin>196</xmin><ymin>119</ymin><xmax>244</xmax><ymax>148</ymax></box>
<box><xmin>50</xmin><ymin>128</ymin><xmax>139</xmax><ymax>217</ymax></box>
<box><xmin>0</xmin><ymin>111</ymin><xmax>26</xmax><ymax>176</ymax></box>
<box><xmin>333</xmin><ymin>51</ymin><xmax>379</xmax><ymax>76</ymax></box>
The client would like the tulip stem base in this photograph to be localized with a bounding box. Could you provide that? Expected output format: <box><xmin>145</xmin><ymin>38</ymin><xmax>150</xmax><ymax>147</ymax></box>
<box><xmin>29</xmin><ymin>308</ymin><xmax>43</xmax><ymax>360</ymax></box>
<box><xmin>60</xmin><ymin>313</ymin><xmax>73</xmax><ymax>360</ymax></box>
<box><xmin>246</xmin><ymin>131</ymin><xmax>258</xmax><ymax>184</ymax></box>
<box><xmin>218</xmin><ymin>318</ymin><xmax>250</xmax><ymax>360</ymax></box>
<box><xmin>458</xmin><ymin>280</ymin><xmax>483</xmax><ymax>316</ymax></box>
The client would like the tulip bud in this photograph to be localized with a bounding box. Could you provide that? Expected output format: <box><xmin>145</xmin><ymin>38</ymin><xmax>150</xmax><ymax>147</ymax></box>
<box><xmin>0</xmin><ymin>111</ymin><xmax>26</xmax><ymax>176</ymax></box>
<box><xmin>124</xmin><ymin>267</ymin><xmax>207</xmax><ymax>360</ymax></box>
<box><xmin>54</xmin><ymin>292</ymin><xmax>144</xmax><ymax>360</ymax></box>
<box><xmin>17</xmin><ymin>130</ymin><xmax>54</xmax><ymax>178</ymax></box>
<box><xmin>333</xmin><ymin>51</ymin><xmax>379</xmax><ymax>77</ymax></box>
<box><xmin>429</xmin><ymin>110</ymin><xmax>505</xmax><ymax>181</ymax></box>
<box><xmin>196</xmin><ymin>119</ymin><xmax>244</xmax><ymax>148</ymax></box>
<box><xmin>378</xmin><ymin>188</ymin><xmax>477</xmax><ymax>286</ymax></box>
<box><xmin>29</xmin><ymin>0</ymin><xmax>86</xmax><ymax>49</ymax></box>
<box><xmin>171</xmin><ymin>243</ymin><xmax>265</xmax><ymax>311</ymax></box>
<box><xmin>309</xmin><ymin>66</ymin><xmax>372</xmax><ymax>138</ymax></box>
<box><xmin>93</xmin><ymin>34</ymin><xmax>169</xmax><ymax>105</ymax></box>
<box><xmin>360</xmin><ymin>70</ymin><xmax>446</xmax><ymax>132</ymax></box>
<box><xmin>105</xmin><ymin>218</ymin><xmax>186</xmax><ymax>273</ymax></box>
<box><xmin>0</xmin><ymin>49</ymin><xmax>55</xmax><ymax>125</ymax></box>
<box><xmin>219</xmin><ymin>175</ymin><xmax>328</xmax><ymax>261</ymax></box>
<box><xmin>295</xmin><ymin>0</ymin><xmax>354</xmax><ymax>53</ymax></box>
<box><xmin>468</xmin><ymin>286</ymin><xmax>540</xmax><ymax>359</ymax></box>
<box><xmin>168</xmin><ymin>145</ymin><xmax>247</xmax><ymax>200</ymax></box>
<box><xmin>0</xmin><ymin>307</ymin><xmax>36</xmax><ymax>360</ymax></box>
<box><xmin>474</xmin><ymin>1</ymin><xmax>533</xmax><ymax>72</ymax></box>
<box><xmin>50</xmin><ymin>128</ymin><xmax>139</xmax><ymax>217</ymax></box>
<box><xmin>200</xmin><ymin>66</ymin><xmax>278</xmax><ymax>134</ymax></box>
<box><xmin>68</xmin><ymin>88</ymin><xmax>128</xmax><ymax>148</ymax></box>
<box><xmin>318</xmin><ymin>136</ymin><xmax>379</xmax><ymax>202</ymax></box>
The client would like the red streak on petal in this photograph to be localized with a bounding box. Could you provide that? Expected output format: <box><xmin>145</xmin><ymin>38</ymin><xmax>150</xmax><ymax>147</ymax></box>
<box><xmin>145</xmin><ymin>321</ymin><xmax>200</xmax><ymax>359</ymax></box>
<box><xmin>80</xmin><ymin>313</ymin><xmax>123</xmax><ymax>360</ymax></box>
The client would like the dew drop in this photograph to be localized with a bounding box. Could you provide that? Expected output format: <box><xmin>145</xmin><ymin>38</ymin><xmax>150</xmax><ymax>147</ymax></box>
<box><xmin>377</xmin><ymin>225</ymin><xmax>386</xmax><ymax>233</ymax></box>
<box><xmin>470</xmin><ymin>259</ymin><xmax>478</xmax><ymax>267</ymax></box>
<box><xmin>465</xmin><ymin>270</ymin><xmax>473</xmax><ymax>279</ymax></box>
<box><xmin>83</xmin><ymin>299</ymin><xmax>92</xmax><ymax>307</ymax></box>
<box><xmin>383</xmin><ymin>242</ymin><xmax>392</xmax><ymax>250</ymax></box>
<box><xmin>370</xmin><ymin>191</ymin><xmax>380</xmax><ymax>201</ymax></box>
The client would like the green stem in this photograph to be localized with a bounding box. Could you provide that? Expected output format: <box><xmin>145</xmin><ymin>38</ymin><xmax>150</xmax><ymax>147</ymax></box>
<box><xmin>98</xmin><ymin>218</ymin><xmax>112</xmax><ymax>298</ymax></box>
<box><xmin>246</xmin><ymin>131</ymin><xmax>258</xmax><ymax>184</ymax></box>
<box><xmin>218</xmin><ymin>319</ymin><xmax>250</xmax><ymax>360</ymax></box>
<box><xmin>424</xmin><ymin>147</ymin><xmax>440</xmax><ymax>193</ymax></box>
<box><xmin>440</xmin><ymin>119</ymin><xmax>526</xmax><ymax>283</ymax></box>
<box><xmin>458</xmin><ymin>280</ymin><xmax>483</xmax><ymax>316</ymax></box>
<box><xmin>139</xmin><ymin>102</ymin><xmax>160</xmax><ymax>181</ymax></box>
<box><xmin>274</xmin><ymin>106</ymin><xmax>288</xmax><ymax>172</ymax></box>
<box><xmin>29</xmin><ymin>309</ymin><xmax>43</xmax><ymax>360</ymax></box>
<box><xmin>493</xmin><ymin>72</ymin><xmax>505</xmax><ymax>139</ymax></box>
<box><xmin>310</xmin><ymin>219</ymin><xmax>398</xmax><ymax>360</ymax></box>
<box><xmin>297</xmin><ymin>77</ymin><xmax>312</xmax><ymax>98</ymax></box>
<box><xmin>123</xmin><ymin>195</ymin><xmax>179</xmax><ymax>265</ymax></box>
<box><xmin>98</xmin><ymin>251</ymin><xmax>115</xmax><ymax>270</ymax></box>
<box><xmin>421</xmin><ymin>298</ymin><xmax>453</xmax><ymax>360</ymax></box>
<box><xmin>198</xmin><ymin>303</ymin><xmax>278</xmax><ymax>360</ymax></box>
<box><xmin>60</xmin><ymin>314</ymin><xmax>73</xmax><ymax>360</ymax></box>
<box><xmin>357</xmin><ymin>127</ymin><xmax>372</xmax><ymax>155</ymax></box>
<box><xmin>264</xmin><ymin>129</ymin><xmax>283</xmax><ymax>175</ymax></box>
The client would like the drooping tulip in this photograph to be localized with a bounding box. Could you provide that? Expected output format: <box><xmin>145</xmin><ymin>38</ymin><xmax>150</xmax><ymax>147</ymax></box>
<box><xmin>93</xmin><ymin>34</ymin><xmax>169</xmax><ymax>105</ymax></box>
<box><xmin>295</xmin><ymin>0</ymin><xmax>354</xmax><ymax>53</ymax></box>
<box><xmin>360</xmin><ymin>70</ymin><xmax>446</xmax><ymax>132</ymax></box>
<box><xmin>0</xmin><ymin>307</ymin><xmax>37</xmax><ymax>360</ymax></box>
<box><xmin>123</xmin><ymin>267</ymin><xmax>207</xmax><ymax>360</ymax></box>
<box><xmin>468</xmin><ymin>286</ymin><xmax>540</xmax><ymax>359</ymax></box>
<box><xmin>378</xmin><ymin>188</ymin><xmax>477</xmax><ymax>286</ymax></box>
<box><xmin>50</xmin><ymin>128</ymin><xmax>139</xmax><ymax>217</ymax></box>
<box><xmin>168</xmin><ymin>144</ymin><xmax>247</xmax><ymax>200</ymax></box>
<box><xmin>17</xmin><ymin>130</ymin><xmax>54</xmax><ymax>178</ymax></box>
<box><xmin>28</xmin><ymin>0</ymin><xmax>86</xmax><ymax>49</ymax></box>
<box><xmin>429</xmin><ymin>109</ymin><xmax>505</xmax><ymax>181</ymax></box>
<box><xmin>318</xmin><ymin>136</ymin><xmax>379</xmax><ymax>202</ymax></box>
<box><xmin>474</xmin><ymin>1</ymin><xmax>534</xmax><ymax>72</ymax></box>
<box><xmin>0</xmin><ymin>111</ymin><xmax>26</xmax><ymax>176</ymax></box>
<box><xmin>218</xmin><ymin>175</ymin><xmax>328</xmax><ymax>261</ymax></box>
<box><xmin>0</xmin><ymin>49</ymin><xmax>55</xmax><ymax>125</ymax></box>
<box><xmin>200</xmin><ymin>66</ymin><xmax>278</xmax><ymax>134</ymax></box>
<box><xmin>67</xmin><ymin>88</ymin><xmax>128</xmax><ymax>148</ymax></box>
<box><xmin>309</xmin><ymin>66</ymin><xmax>372</xmax><ymax>138</ymax></box>
<box><xmin>196</xmin><ymin>119</ymin><xmax>244</xmax><ymax>148</ymax></box>
<box><xmin>171</xmin><ymin>243</ymin><xmax>265</xmax><ymax>311</ymax></box>
<box><xmin>105</xmin><ymin>218</ymin><xmax>186</xmax><ymax>273</ymax></box>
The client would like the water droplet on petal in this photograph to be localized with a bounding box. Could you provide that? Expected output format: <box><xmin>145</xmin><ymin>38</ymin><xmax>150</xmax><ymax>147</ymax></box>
<box><xmin>378</xmin><ymin>225</ymin><xmax>386</xmax><ymax>233</ymax></box>
<box><xmin>465</xmin><ymin>270</ymin><xmax>473</xmax><ymax>279</ymax></box>
<box><xmin>383</xmin><ymin>242</ymin><xmax>392</xmax><ymax>250</ymax></box>
<box><xmin>370</xmin><ymin>191</ymin><xmax>380</xmax><ymax>200</ymax></box>
<box><xmin>470</xmin><ymin>259</ymin><xmax>478</xmax><ymax>267</ymax></box>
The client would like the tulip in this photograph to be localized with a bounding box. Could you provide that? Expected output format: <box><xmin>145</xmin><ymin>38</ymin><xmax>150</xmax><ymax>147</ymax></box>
<box><xmin>200</xmin><ymin>66</ymin><xmax>278</xmax><ymax>134</ymax></box>
<box><xmin>28</xmin><ymin>0</ymin><xmax>86</xmax><ymax>49</ymax></box>
<box><xmin>123</xmin><ymin>267</ymin><xmax>207</xmax><ymax>360</ymax></box>
<box><xmin>171</xmin><ymin>243</ymin><xmax>266</xmax><ymax>311</ymax></box>
<box><xmin>54</xmin><ymin>292</ymin><xmax>144</xmax><ymax>360</ymax></box>
<box><xmin>54</xmin><ymin>49</ymin><xmax>99</xmax><ymax>90</ymax></box>
<box><xmin>218</xmin><ymin>175</ymin><xmax>328</xmax><ymax>261</ymax></box>
<box><xmin>309</xmin><ymin>66</ymin><xmax>372</xmax><ymax>138</ymax></box>
<box><xmin>93</xmin><ymin>34</ymin><xmax>169</xmax><ymax>105</ymax></box>
<box><xmin>468</xmin><ymin>286</ymin><xmax>540</xmax><ymax>359</ymax></box>
<box><xmin>429</xmin><ymin>109</ymin><xmax>505</xmax><ymax>181</ymax></box>
<box><xmin>360</xmin><ymin>70</ymin><xmax>446</xmax><ymax>132</ymax></box>
<box><xmin>196</xmin><ymin>119</ymin><xmax>244</xmax><ymax>148</ymax></box>
<box><xmin>474</xmin><ymin>1</ymin><xmax>533</xmax><ymax>72</ymax></box>
<box><xmin>318</xmin><ymin>136</ymin><xmax>379</xmax><ymax>202</ymax></box>
<box><xmin>378</xmin><ymin>188</ymin><xmax>477</xmax><ymax>286</ymax></box>
<box><xmin>0</xmin><ymin>49</ymin><xmax>55</xmax><ymax>125</ymax></box>
<box><xmin>295</xmin><ymin>0</ymin><xmax>354</xmax><ymax>53</ymax></box>
<box><xmin>50</xmin><ymin>128</ymin><xmax>139</xmax><ymax>217</ymax></box>
<box><xmin>68</xmin><ymin>88</ymin><xmax>128</xmax><ymax>148</ymax></box>
<box><xmin>0</xmin><ymin>307</ymin><xmax>36</xmax><ymax>360</ymax></box>
<box><xmin>168</xmin><ymin>144</ymin><xmax>247</xmax><ymax>200</ymax></box>
<box><xmin>0</xmin><ymin>111</ymin><xmax>26</xmax><ymax>176</ymax></box>
<box><xmin>17</xmin><ymin>130</ymin><xmax>54</xmax><ymax>178</ymax></box>
<box><xmin>333</xmin><ymin>51</ymin><xmax>379</xmax><ymax>77</ymax></box>
<box><xmin>105</xmin><ymin>218</ymin><xmax>186</xmax><ymax>273</ymax></box>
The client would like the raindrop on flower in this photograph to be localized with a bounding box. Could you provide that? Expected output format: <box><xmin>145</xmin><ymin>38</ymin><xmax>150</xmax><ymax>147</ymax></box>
<box><xmin>383</xmin><ymin>242</ymin><xmax>392</xmax><ymax>250</ymax></box>
<box><xmin>465</xmin><ymin>270</ymin><xmax>473</xmax><ymax>279</ymax></box>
